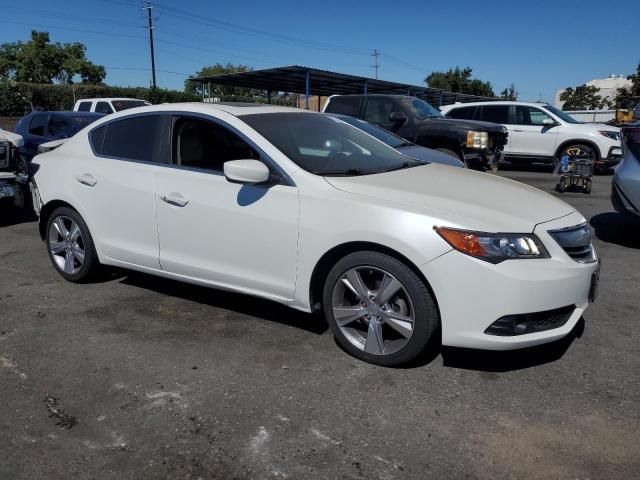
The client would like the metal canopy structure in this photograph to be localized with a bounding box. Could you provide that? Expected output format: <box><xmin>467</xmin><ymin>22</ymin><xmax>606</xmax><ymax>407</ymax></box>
<box><xmin>189</xmin><ymin>65</ymin><xmax>495</xmax><ymax>110</ymax></box>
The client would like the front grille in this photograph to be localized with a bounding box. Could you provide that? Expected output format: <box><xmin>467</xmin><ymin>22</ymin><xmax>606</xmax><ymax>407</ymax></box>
<box><xmin>0</xmin><ymin>141</ymin><xmax>11</xmax><ymax>170</ymax></box>
<box><xmin>485</xmin><ymin>305</ymin><xmax>575</xmax><ymax>336</ymax></box>
<box><xmin>548</xmin><ymin>223</ymin><xmax>596</xmax><ymax>263</ymax></box>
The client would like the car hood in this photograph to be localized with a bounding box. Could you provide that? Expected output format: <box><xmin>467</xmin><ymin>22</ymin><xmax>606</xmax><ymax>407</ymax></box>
<box><xmin>425</xmin><ymin>117</ymin><xmax>506</xmax><ymax>132</ymax></box>
<box><xmin>324</xmin><ymin>164</ymin><xmax>575</xmax><ymax>232</ymax></box>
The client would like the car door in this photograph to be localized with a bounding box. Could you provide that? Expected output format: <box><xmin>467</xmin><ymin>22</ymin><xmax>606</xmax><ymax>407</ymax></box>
<box><xmin>71</xmin><ymin>114</ymin><xmax>166</xmax><ymax>268</ymax></box>
<box><xmin>155</xmin><ymin>114</ymin><xmax>299</xmax><ymax>300</ymax></box>
<box><xmin>508</xmin><ymin>105</ymin><xmax>559</xmax><ymax>157</ymax></box>
<box><xmin>478</xmin><ymin>105</ymin><xmax>512</xmax><ymax>154</ymax></box>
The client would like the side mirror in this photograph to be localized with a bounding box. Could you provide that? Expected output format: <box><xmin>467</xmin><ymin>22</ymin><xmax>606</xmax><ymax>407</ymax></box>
<box><xmin>542</xmin><ymin>118</ymin><xmax>556</xmax><ymax>127</ymax></box>
<box><xmin>224</xmin><ymin>159</ymin><xmax>270</xmax><ymax>184</ymax></box>
<box><xmin>389</xmin><ymin>111</ymin><xmax>408</xmax><ymax>123</ymax></box>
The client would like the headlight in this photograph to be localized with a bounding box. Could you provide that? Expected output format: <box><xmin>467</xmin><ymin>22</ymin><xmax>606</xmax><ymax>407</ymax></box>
<box><xmin>435</xmin><ymin>226</ymin><xmax>550</xmax><ymax>263</ymax></box>
<box><xmin>466</xmin><ymin>131</ymin><xmax>488</xmax><ymax>149</ymax></box>
<box><xmin>598</xmin><ymin>130</ymin><xmax>620</xmax><ymax>141</ymax></box>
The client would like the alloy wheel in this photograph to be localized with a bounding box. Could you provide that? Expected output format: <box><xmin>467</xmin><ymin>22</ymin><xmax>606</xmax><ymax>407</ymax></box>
<box><xmin>331</xmin><ymin>266</ymin><xmax>415</xmax><ymax>356</ymax></box>
<box><xmin>48</xmin><ymin>216</ymin><xmax>85</xmax><ymax>275</ymax></box>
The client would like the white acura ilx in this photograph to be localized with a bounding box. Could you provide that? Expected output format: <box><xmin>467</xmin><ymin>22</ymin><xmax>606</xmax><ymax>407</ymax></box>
<box><xmin>31</xmin><ymin>103</ymin><xmax>599</xmax><ymax>366</ymax></box>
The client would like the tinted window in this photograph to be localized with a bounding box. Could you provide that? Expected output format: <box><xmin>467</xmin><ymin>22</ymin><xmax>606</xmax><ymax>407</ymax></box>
<box><xmin>173</xmin><ymin>117</ymin><xmax>258</xmax><ymax>172</ymax></box>
<box><xmin>48</xmin><ymin>116</ymin><xmax>71</xmax><ymax>139</ymax></box>
<box><xmin>325</xmin><ymin>97</ymin><xmax>362</xmax><ymax>116</ymax></box>
<box><xmin>363</xmin><ymin>98</ymin><xmax>395</xmax><ymax>124</ymax></box>
<box><xmin>481</xmin><ymin>105</ymin><xmax>509</xmax><ymax>124</ymax></box>
<box><xmin>102</xmin><ymin>115</ymin><xmax>163</xmax><ymax>162</ymax></box>
<box><xmin>77</xmin><ymin>101</ymin><xmax>92</xmax><ymax>112</ymax></box>
<box><xmin>624</xmin><ymin>128</ymin><xmax>640</xmax><ymax>160</ymax></box>
<box><xmin>447</xmin><ymin>106</ymin><xmax>477</xmax><ymax>120</ymax></box>
<box><xmin>95</xmin><ymin>101</ymin><xmax>114</xmax><ymax>114</ymax></box>
<box><xmin>241</xmin><ymin>112</ymin><xmax>418</xmax><ymax>176</ymax></box>
<box><xmin>90</xmin><ymin>125</ymin><xmax>107</xmax><ymax>154</ymax></box>
<box><xmin>28</xmin><ymin>114</ymin><xmax>48</xmax><ymax>136</ymax></box>
<box><xmin>514</xmin><ymin>106</ymin><xmax>552</xmax><ymax>126</ymax></box>
<box><xmin>406</xmin><ymin>99</ymin><xmax>442</xmax><ymax>118</ymax></box>
<box><xmin>112</xmin><ymin>100</ymin><xmax>150</xmax><ymax>111</ymax></box>
<box><xmin>332</xmin><ymin>115</ymin><xmax>408</xmax><ymax>148</ymax></box>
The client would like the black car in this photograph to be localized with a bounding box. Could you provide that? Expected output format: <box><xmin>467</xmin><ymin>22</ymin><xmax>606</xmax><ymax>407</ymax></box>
<box><xmin>14</xmin><ymin>111</ymin><xmax>105</xmax><ymax>161</ymax></box>
<box><xmin>323</xmin><ymin>94</ymin><xmax>508</xmax><ymax>169</ymax></box>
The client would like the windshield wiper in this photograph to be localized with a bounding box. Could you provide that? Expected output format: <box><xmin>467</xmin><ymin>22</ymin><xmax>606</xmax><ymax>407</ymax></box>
<box><xmin>314</xmin><ymin>168</ymin><xmax>370</xmax><ymax>176</ymax></box>
<box><xmin>382</xmin><ymin>160</ymin><xmax>426</xmax><ymax>172</ymax></box>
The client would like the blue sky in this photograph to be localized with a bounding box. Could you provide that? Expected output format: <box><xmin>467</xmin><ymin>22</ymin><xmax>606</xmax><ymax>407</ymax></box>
<box><xmin>3</xmin><ymin>0</ymin><xmax>638</xmax><ymax>102</ymax></box>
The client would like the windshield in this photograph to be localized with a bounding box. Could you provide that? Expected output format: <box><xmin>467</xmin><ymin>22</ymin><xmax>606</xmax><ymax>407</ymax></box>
<box><xmin>542</xmin><ymin>104</ymin><xmax>582</xmax><ymax>124</ymax></box>
<box><xmin>241</xmin><ymin>112</ymin><xmax>424</xmax><ymax>176</ymax></box>
<box><xmin>406</xmin><ymin>98</ymin><xmax>442</xmax><ymax>118</ymax></box>
<box><xmin>329</xmin><ymin>114</ymin><xmax>411</xmax><ymax>148</ymax></box>
<box><xmin>112</xmin><ymin>100</ymin><xmax>150</xmax><ymax>111</ymax></box>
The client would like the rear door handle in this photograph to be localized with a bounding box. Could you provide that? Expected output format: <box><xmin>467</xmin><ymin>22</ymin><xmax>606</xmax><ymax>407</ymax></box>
<box><xmin>76</xmin><ymin>174</ymin><xmax>97</xmax><ymax>187</ymax></box>
<box><xmin>160</xmin><ymin>192</ymin><xmax>189</xmax><ymax>207</ymax></box>
<box><xmin>513</xmin><ymin>129</ymin><xmax>524</xmax><ymax>132</ymax></box>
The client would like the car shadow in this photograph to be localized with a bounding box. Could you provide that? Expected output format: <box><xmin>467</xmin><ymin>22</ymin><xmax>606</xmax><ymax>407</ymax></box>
<box><xmin>119</xmin><ymin>271</ymin><xmax>329</xmax><ymax>335</ymax></box>
<box><xmin>590</xmin><ymin>212</ymin><xmax>640</xmax><ymax>249</ymax></box>
<box><xmin>498</xmin><ymin>162</ymin><xmax>554</xmax><ymax>173</ymax></box>
<box><xmin>439</xmin><ymin>318</ymin><xmax>585</xmax><ymax>372</ymax></box>
<box><xmin>0</xmin><ymin>207</ymin><xmax>37</xmax><ymax>228</ymax></box>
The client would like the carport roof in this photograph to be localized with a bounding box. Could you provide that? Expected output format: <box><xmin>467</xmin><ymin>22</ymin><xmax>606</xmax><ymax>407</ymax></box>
<box><xmin>189</xmin><ymin>65</ymin><xmax>495</xmax><ymax>107</ymax></box>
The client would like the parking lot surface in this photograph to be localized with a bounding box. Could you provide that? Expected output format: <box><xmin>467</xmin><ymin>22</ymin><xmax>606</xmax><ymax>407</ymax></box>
<box><xmin>1</xmin><ymin>169</ymin><xmax>639</xmax><ymax>479</ymax></box>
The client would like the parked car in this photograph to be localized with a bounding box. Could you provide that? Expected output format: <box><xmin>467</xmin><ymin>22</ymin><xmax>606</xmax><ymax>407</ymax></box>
<box><xmin>322</xmin><ymin>94</ymin><xmax>508</xmax><ymax>169</ymax></box>
<box><xmin>0</xmin><ymin>129</ymin><xmax>30</xmax><ymax>210</ymax></box>
<box><xmin>326</xmin><ymin>113</ymin><xmax>464</xmax><ymax>168</ymax></box>
<box><xmin>612</xmin><ymin>126</ymin><xmax>640</xmax><ymax>216</ymax></box>
<box><xmin>31</xmin><ymin>103</ymin><xmax>599</xmax><ymax>366</ymax></box>
<box><xmin>14</xmin><ymin>111</ymin><xmax>105</xmax><ymax>161</ymax></box>
<box><xmin>73</xmin><ymin>98</ymin><xmax>151</xmax><ymax>114</ymax></box>
<box><xmin>441</xmin><ymin>101</ymin><xmax>623</xmax><ymax>171</ymax></box>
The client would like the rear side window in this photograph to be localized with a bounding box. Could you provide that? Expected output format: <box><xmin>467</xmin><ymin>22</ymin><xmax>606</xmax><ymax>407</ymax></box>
<box><xmin>447</xmin><ymin>106</ymin><xmax>477</xmax><ymax>120</ymax></box>
<box><xmin>325</xmin><ymin>97</ymin><xmax>362</xmax><ymax>116</ymax></box>
<box><xmin>480</xmin><ymin>105</ymin><xmax>510</xmax><ymax>124</ymax></box>
<box><xmin>90</xmin><ymin>125</ymin><xmax>107</xmax><ymax>154</ymax></box>
<box><xmin>29</xmin><ymin>114</ymin><xmax>48</xmax><ymax>136</ymax></box>
<box><xmin>95</xmin><ymin>101</ymin><xmax>114</xmax><ymax>114</ymax></box>
<box><xmin>172</xmin><ymin>116</ymin><xmax>258</xmax><ymax>172</ymax></box>
<box><xmin>77</xmin><ymin>101</ymin><xmax>92</xmax><ymax>112</ymax></box>
<box><xmin>101</xmin><ymin>115</ymin><xmax>164</xmax><ymax>162</ymax></box>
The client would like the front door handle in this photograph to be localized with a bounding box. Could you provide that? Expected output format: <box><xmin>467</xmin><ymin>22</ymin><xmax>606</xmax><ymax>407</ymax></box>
<box><xmin>160</xmin><ymin>192</ymin><xmax>189</xmax><ymax>207</ymax></box>
<box><xmin>513</xmin><ymin>129</ymin><xmax>524</xmax><ymax>132</ymax></box>
<box><xmin>76</xmin><ymin>174</ymin><xmax>97</xmax><ymax>187</ymax></box>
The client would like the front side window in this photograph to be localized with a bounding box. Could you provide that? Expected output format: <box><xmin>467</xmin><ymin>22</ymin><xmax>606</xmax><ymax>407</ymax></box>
<box><xmin>77</xmin><ymin>101</ymin><xmax>92</xmax><ymax>112</ymax></box>
<box><xmin>173</xmin><ymin>117</ymin><xmax>258</xmax><ymax>172</ymax></box>
<box><xmin>541</xmin><ymin>104</ymin><xmax>581</xmax><ymax>124</ymax></box>
<box><xmin>95</xmin><ymin>101</ymin><xmax>114</xmax><ymax>114</ymax></box>
<box><xmin>481</xmin><ymin>105</ymin><xmax>509</xmax><ymax>124</ymax></box>
<box><xmin>241</xmin><ymin>112</ymin><xmax>422</xmax><ymax>176</ymax></box>
<box><xmin>514</xmin><ymin>106</ymin><xmax>552</xmax><ymax>126</ymax></box>
<box><xmin>101</xmin><ymin>115</ymin><xmax>163</xmax><ymax>162</ymax></box>
<box><xmin>363</xmin><ymin>98</ymin><xmax>395</xmax><ymax>124</ymax></box>
<box><xmin>406</xmin><ymin>98</ymin><xmax>442</xmax><ymax>118</ymax></box>
<box><xmin>28</xmin><ymin>114</ymin><xmax>48</xmax><ymax>136</ymax></box>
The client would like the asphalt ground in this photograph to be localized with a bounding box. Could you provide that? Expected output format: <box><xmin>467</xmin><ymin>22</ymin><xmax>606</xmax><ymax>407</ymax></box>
<box><xmin>1</xmin><ymin>167</ymin><xmax>639</xmax><ymax>479</ymax></box>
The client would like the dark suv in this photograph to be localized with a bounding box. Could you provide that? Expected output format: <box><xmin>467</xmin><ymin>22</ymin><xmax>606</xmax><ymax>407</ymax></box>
<box><xmin>323</xmin><ymin>94</ymin><xmax>508</xmax><ymax>169</ymax></box>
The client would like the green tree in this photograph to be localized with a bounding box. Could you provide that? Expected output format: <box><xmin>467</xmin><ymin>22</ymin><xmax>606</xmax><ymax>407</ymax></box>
<box><xmin>499</xmin><ymin>83</ymin><xmax>517</xmax><ymax>100</ymax></box>
<box><xmin>613</xmin><ymin>64</ymin><xmax>640</xmax><ymax>109</ymax></box>
<box><xmin>0</xmin><ymin>31</ymin><xmax>105</xmax><ymax>84</ymax></box>
<box><xmin>560</xmin><ymin>84</ymin><xmax>607</xmax><ymax>110</ymax></box>
<box><xmin>425</xmin><ymin>67</ymin><xmax>494</xmax><ymax>97</ymax></box>
<box><xmin>185</xmin><ymin>63</ymin><xmax>253</xmax><ymax>96</ymax></box>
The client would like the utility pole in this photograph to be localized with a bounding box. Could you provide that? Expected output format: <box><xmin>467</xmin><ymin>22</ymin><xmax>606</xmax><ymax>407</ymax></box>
<box><xmin>145</xmin><ymin>0</ymin><xmax>157</xmax><ymax>89</ymax></box>
<box><xmin>371</xmin><ymin>49</ymin><xmax>380</xmax><ymax>79</ymax></box>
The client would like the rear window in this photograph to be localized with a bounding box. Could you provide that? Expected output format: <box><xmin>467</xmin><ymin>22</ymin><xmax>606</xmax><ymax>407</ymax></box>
<box><xmin>324</xmin><ymin>97</ymin><xmax>362</xmax><ymax>116</ymax></box>
<box><xmin>481</xmin><ymin>105</ymin><xmax>509</xmax><ymax>124</ymax></box>
<box><xmin>112</xmin><ymin>100</ymin><xmax>150</xmax><ymax>111</ymax></box>
<box><xmin>447</xmin><ymin>106</ymin><xmax>477</xmax><ymax>120</ymax></box>
<box><xmin>101</xmin><ymin>115</ymin><xmax>164</xmax><ymax>162</ymax></box>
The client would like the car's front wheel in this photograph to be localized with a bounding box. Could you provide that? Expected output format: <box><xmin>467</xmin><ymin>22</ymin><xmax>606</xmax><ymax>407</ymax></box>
<box><xmin>322</xmin><ymin>251</ymin><xmax>439</xmax><ymax>366</ymax></box>
<box><xmin>45</xmin><ymin>206</ymin><xmax>99</xmax><ymax>282</ymax></box>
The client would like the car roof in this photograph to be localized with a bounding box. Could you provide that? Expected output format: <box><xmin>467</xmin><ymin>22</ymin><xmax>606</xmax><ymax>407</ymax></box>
<box><xmin>76</xmin><ymin>98</ymin><xmax>148</xmax><ymax>102</ymax></box>
<box><xmin>24</xmin><ymin>111</ymin><xmax>106</xmax><ymax>118</ymax></box>
<box><xmin>442</xmin><ymin>101</ymin><xmax>551</xmax><ymax>109</ymax></box>
<box><xmin>97</xmin><ymin>102</ymin><xmax>312</xmax><ymax>118</ymax></box>
<box><xmin>329</xmin><ymin>94</ymin><xmax>413</xmax><ymax>99</ymax></box>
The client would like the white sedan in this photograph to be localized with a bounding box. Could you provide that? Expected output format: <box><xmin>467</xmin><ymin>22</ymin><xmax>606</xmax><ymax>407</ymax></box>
<box><xmin>31</xmin><ymin>103</ymin><xmax>600</xmax><ymax>366</ymax></box>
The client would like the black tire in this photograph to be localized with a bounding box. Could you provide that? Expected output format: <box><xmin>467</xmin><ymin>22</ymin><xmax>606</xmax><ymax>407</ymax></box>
<box><xmin>322</xmin><ymin>251</ymin><xmax>439</xmax><ymax>367</ymax></box>
<box><xmin>585</xmin><ymin>179</ymin><xmax>592</xmax><ymax>194</ymax></box>
<box><xmin>45</xmin><ymin>206</ymin><xmax>100</xmax><ymax>282</ymax></box>
<box><xmin>556</xmin><ymin>179</ymin><xmax>566</xmax><ymax>193</ymax></box>
<box><xmin>435</xmin><ymin>147</ymin><xmax>468</xmax><ymax>168</ymax></box>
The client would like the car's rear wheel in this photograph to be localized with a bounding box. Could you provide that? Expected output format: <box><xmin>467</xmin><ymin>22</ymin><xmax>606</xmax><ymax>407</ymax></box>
<box><xmin>322</xmin><ymin>251</ymin><xmax>439</xmax><ymax>366</ymax></box>
<box><xmin>46</xmin><ymin>207</ymin><xmax>99</xmax><ymax>282</ymax></box>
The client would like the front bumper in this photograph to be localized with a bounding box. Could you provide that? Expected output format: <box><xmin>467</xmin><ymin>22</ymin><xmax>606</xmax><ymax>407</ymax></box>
<box><xmin>421</xmin><ymin>212</ymin><xmax>599</xmax><ymax>350</ymax></box>
<box><xmin>463</xmin><ymin>149</ymin><xmax>503</xmax><ymax>168</ymax></box>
